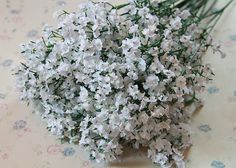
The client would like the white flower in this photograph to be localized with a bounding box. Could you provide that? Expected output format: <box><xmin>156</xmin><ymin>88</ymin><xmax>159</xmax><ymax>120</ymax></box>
<box><xmin>138</xmin><ymin>112</ymin><xmax>149</xmax><ymax>124</ymax></box>
<box><xmin>57</xmin><ymin>62</ymin><xmax>70</xmax><ymax>75</ymax></box>
<box><xmin>151</xmin><ymin>106</ymin><xmax>166</xmax><ymax>118</ymax></box>
<box><xmin>108</xmin><ymin>9</ymin><xmax>120</xmax><ymax>24</ymax></box>
<box><xmin>127</xmin><ymin>71</ymin><xmax>138</xmax><ymax>80</ymax></box>
<box><xmin>164</xmin><ymin>29</ymin><xmax>172</xmax><ymax>39</ymax></box>
<box><xmin>155</xmin><ymin>153</ymin><xmax>168</xmax><ymax>165</ymax></box>
<box><xmin>79</xmin><ymin>86</ymin><xmax>88</xmax><ymax>102</ymax></box>
<box><xmin>127</xmin><ymin>84</ymin><xmax>144</xmax><ymax>100</ymax></box>
<box><xmin>163</xmin><ymin>69</ymin><xmax>175</xmax><ymax>78</ymax></box>
<box><xmin>175</xmin><ymin>76</ymin><xmax>187</xmax><ymax>88</ymax></box>
<box><xmin>146</xmin><ymin>13</ymin><xmax>159</xmax><ymax>25</ymax></box>
<box><xmin>180</xmin><ymin>10</ymin><xmax>191</xmax><ymax>20</ymax></box>
<box><xmin>161</xmin><ymin>39</ymin><xmax>172</xmax><ymax>52</ymax></box>
<box><xmin>122</xmin><ymin>37</ymin><xmax>141</xmax><ymax>54</ymax></box>
<box><xmin>144</xmin><ymin>74</ymin><xmax>160</xmax><ymax>90</ymax></box>
<box><xmin>138</xmin><ymin>58</ymin><xmax>146</xmax><ymax>71</ymax></box>
<box><xmin>180</xmin><ymin>35</ymin><xmax>191</xmax><ymax>44</ymax></box>
<box><xmin>131</xmin><ymin>37</ymin><xmax>141</xmax><ymax>50</ymax></box>
<box><xmin>55</xmin><ymin>42</ymin><xmax>70</xmax><ymax>55</ymax></box>
<box><xmin>125</xmin><ymin>122</ymin><xmax>132</xmax><ymax>131</ymax></box>
<box><xmin>129</xmin><ymin>24</ymin><xmax>139</xmax><ymax>34</ymax></box>
<box><xmin>170</xmin><ymin>16</ymin><xmax>182</xmax><ymax>30</ymax></box>
<box><xmin>142</xmin><ymin>25</ymin><xmax>156</xmax><ymax>38</ymax></box>
<box><xmin>138</xmin><ymin>7</ymin><xmax>150</xmax><ymax>16</ymax></box>
<box><xmin>93</xmin><ymin>39</ymin><xmax>103</xmax><ymax>51</ymax></box>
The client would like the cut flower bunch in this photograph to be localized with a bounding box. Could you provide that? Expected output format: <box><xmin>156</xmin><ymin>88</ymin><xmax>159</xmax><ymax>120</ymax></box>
<box><xmin>15</xmin><ymin>0</ymin><xmax>232</xmax><ymax>167</ymax></box>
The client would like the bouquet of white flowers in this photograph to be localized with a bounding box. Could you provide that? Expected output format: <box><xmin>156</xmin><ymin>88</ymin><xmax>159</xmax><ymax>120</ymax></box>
<box><xmin>15</xmin><ymin>0</ymin><xmax>232</xmax><ymax>167</ymax></box>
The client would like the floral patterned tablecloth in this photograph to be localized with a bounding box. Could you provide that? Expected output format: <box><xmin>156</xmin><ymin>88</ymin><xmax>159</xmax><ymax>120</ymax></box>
<box><xmin>0</xmin><ymin>0</ymin><xmax>236</xmax><ymax>168</ymax></box>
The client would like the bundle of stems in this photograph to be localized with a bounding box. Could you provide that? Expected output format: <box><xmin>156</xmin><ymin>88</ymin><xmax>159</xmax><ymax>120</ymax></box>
<box><xmin>112</xmin><ymin>0</ymin><xmax>233</xmax><ymax>34</ymax></box>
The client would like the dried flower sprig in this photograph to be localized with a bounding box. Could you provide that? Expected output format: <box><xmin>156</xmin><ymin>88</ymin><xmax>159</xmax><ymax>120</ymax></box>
<box><xmin>15</xmin><ymin>0</ymin><xmax>232</xmax><ymax>167</ymax></box>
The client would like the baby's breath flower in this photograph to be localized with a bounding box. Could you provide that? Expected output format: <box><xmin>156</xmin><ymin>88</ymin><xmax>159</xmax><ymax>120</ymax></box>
<box><xmin>15</xmin><ymin>0</ymin><xmax>230</xmax><ymax>167</ymax></box>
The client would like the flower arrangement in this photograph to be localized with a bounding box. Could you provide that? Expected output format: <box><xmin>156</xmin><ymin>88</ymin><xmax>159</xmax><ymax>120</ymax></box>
<box><xmin>15</xmin><ymin>0</ymin><xmax>232</xmax><ymax>167</ymax></box>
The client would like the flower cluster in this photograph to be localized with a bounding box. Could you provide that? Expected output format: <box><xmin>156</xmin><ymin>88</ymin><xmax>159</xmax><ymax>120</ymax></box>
<box><xmin>15</xmin><ymin>0</ymin><xmax>226</xmax><ymax>167</ymax></box>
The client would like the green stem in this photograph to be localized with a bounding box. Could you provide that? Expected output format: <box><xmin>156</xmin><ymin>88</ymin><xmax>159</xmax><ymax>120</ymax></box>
<box><xmin>113</xmin><ymin>3</ymin><xmax>130</xmax><ymax>10</ymax></box>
